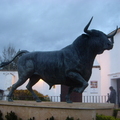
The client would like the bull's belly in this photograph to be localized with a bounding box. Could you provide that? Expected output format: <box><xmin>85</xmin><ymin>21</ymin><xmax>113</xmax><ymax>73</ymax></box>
<box><xmin>40</xmin><ymin>75</ymin><xmax>82</xmax><ymax>87</ymax></box>
<box><xmin>37</xmin><ymin>72</ymin><xmax>66</xmax><ymax>85</ymax></box>
<box><xmin>43</xmin><ymin>76</ymin><xmax>66</xmax><ymax>85</ymax></box>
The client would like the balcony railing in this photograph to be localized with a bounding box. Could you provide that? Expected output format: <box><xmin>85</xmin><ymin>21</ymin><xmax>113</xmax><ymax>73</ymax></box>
<box><xmin>82</xmin><ymin>95</ymin><xmax>108</xmax><ymax>103</ymax></box>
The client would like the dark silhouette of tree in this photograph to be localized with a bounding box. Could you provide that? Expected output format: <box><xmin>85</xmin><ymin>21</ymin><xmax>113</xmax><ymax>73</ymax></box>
<box><xmin>0</xmin><ymin>44</ymin><xmax>19</xmax><ymax>71</ymax></box>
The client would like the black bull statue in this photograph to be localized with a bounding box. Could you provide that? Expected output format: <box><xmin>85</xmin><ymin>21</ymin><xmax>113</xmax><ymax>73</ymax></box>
<box><xmin>0</xmin><ymin>17</ymin><xmax>118</xmax><ymax>103</ymax></box>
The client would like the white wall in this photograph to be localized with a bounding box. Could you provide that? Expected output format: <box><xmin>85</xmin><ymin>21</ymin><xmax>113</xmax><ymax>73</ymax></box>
<box><xmin>95</xmin><ymin>29</ymin><xmax>120</xmax><ymax>96</ymax></box>
<box><xmin>109</xmin><ymin>31</ymin><xmax>120</xmax><ymax>74</ymax></box>
<box><xmin>0</xmin><ymin>71</ymin><xmax>18</xmax><ymax>90</ymax></box>
<box><xmin>96</xmin><ymin>51</ymin><xmax>111</xmax><ymax>96</ymax></box>
<box><xmin>83</xmin><ymin>59</ymin><xmax>101</xmax><ymax>96</ymax></box>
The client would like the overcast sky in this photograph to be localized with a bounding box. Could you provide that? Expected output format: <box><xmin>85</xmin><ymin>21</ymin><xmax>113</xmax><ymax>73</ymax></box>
<box><xmin>0</xmin><ymin>0</ymin><xmax>120</xmax><ymax>55</ymax></box>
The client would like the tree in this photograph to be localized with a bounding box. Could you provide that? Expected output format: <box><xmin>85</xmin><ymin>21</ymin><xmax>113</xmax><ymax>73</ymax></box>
<box><xmin>0</xmin><ymin>44</ymin><xmax>18</xmax><ymax>71</ymax></box>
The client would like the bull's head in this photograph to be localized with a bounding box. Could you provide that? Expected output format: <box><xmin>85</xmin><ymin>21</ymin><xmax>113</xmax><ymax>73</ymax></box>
<box><xmin>84</xmin><ymin>17</ymin><xmax>118</xmax><ymax>54</ymax></box>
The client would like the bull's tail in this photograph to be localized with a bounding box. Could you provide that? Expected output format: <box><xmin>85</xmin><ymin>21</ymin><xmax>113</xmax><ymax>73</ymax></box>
<box><xmin>0</xmin><ymin>50</ymin><xmax>29</xmax><ymax>68</ymax></box>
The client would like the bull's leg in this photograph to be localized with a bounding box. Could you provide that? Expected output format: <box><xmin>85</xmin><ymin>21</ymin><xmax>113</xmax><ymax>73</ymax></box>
<box><xmin>65</xmin><ymin>87</ymin><xmax>74</xmax><ymax>103</ymax></box>
<box><xmin>7</xmin><ymin>77</ymin><xmax>28</xmax><ymax>102</ymax></box>
<box><xmin>67</xmin><ymin>72</ymin><xmax>88</xmax><ymax>93</ymax></box>
<box><xmin>26</xmin><ymin>75</ymin><xmax>41</xmax><ymax>102</ymax></box>
<box><xmin>7</xmin><ymin>60</ymin><xmax>35</xmax><ymax>102</ymax></box>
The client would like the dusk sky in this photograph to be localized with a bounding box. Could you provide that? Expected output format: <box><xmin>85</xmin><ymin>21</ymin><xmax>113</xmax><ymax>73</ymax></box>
<box><xmin>0</xmin><ymin>0</ymin><xmax>120</xmax><ymax>55</ymax></box>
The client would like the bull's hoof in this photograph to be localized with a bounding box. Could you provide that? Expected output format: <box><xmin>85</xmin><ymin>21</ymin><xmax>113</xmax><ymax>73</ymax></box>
<box><xmin>66</xmin><ymin>100</ymin><xmax>73</xmax><ymax>103</ymax></box>
<box><xmin>65</xmin><ymin>95</ymin><xmax>73</xmax><ymax>103</ymax></box>
<box><xmin>8</xmin><ymin>98</ymin><xmax>13</xmax><ymax>102</ymax></box>
<box><xmin>35</xmin><ymin>97</ymin><xmax>42</xmax><ymax>102</ymax></box>
<box><xmin>36</xmin><ymin>98</ymin><xmax>41</xmax><ymax>102</ymax></box>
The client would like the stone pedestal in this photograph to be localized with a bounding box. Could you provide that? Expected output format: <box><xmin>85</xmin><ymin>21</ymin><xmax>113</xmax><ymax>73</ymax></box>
<box><xmin>0</xmin><ymin>100</ymin><xmax>114</xmax><ymax>120</ymax></box>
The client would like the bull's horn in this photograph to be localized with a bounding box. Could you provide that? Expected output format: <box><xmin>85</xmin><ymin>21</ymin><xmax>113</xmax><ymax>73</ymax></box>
<box><xmin>84</xmin><ymin>17</ymin><xmax>93</xmax><ymax>34</ymax></box>
<box><xmin>107</xmin><ymin>26</ymin><xmax>118</xmax><ymax>38</ymax></box>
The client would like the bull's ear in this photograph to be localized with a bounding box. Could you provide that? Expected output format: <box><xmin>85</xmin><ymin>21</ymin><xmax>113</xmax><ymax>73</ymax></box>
<box><xmin>81</xmin><ymin>34</ymin><xmax>90</xmax><ymax>39</ymax></box>
<box><xmin>84</xmin><ymin>17</ymin><xmax>93</xmax><ymax>34</ymax></box>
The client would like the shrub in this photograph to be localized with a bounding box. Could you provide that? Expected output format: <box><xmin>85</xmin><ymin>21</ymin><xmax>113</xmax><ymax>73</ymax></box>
<box><xmin>0</xmin><ymin>110</ymin><xmax>36</xmax><ymax>120</ymax></box>
<box><xmin>66</xmin><ymin>117</ymin><xmax>80</xmax><ymax>120</ymax></box>
<box><xmin>46</xmin><ymin>116</ymin><xmax>54</xmax><ymax>120</ymax></box>
<box><xmin>0</xmin><ymin>110</ymin><xmax>3</xmax><ymax>120</ymax></box>
<box><xmin>28</xmin><ymin>117</ymin><xmax>35</xmax><ymax>120</ymax></box>
<box><xmin>96</xmin><ymin>114</ymin><xmax>120</xmax><ymax>120</ymax></box>
<box><xmin>66</xmin><ymin>117</ymin><xmax>74</xmax><ymax>120</ymax></box>
<box><xmin>13</xmin><ymin>89</ymin><xmax>50</xmax><ymax>101</ymax></box>
<box><xmin>113</xmin><ymin>109</ymin><xmax>120</xmax><ymax>118</ymax></box>
<box><xmin>5</xmin><ymin>111</ymin><xmax>22</xmax><ymax>120</ymax></box>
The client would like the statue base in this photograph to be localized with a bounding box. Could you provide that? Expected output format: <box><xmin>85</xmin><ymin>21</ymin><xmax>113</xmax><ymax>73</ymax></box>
<box><xmin>0</xmin><ymin>100</ymin><xmax>114</xmax><ymax>120</ymax></box>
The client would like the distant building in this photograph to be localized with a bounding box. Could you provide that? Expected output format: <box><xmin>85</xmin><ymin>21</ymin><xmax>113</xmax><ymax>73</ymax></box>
<box><xmin>96</xmin><ymin>28</ymin><xmax>120</xmax><ymax>105</ymax></box>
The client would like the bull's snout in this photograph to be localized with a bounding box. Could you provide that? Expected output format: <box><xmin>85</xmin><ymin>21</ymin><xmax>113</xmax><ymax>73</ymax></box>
<box><xmin>106</xmin><ymin>42</ymin><xmax>113</xmax><ymax>50</ymax></box>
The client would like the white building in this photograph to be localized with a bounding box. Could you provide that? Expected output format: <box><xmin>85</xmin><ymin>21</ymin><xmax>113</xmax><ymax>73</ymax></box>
<box><xmin>96</xmin><ymin>28</ymin><xmax>120</xmax><ymax>104</ymax></box>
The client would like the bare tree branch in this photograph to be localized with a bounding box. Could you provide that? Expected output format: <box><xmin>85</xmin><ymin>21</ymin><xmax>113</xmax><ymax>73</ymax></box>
<box><xmin>0</xmin><ymin>44</ymin><xmax>18</xmax><ymax>71</ymax></box>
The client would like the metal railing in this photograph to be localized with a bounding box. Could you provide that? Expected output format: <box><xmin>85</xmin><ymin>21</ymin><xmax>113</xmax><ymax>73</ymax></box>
<box><xmin>49</xmin><ymin>96</ymin><xmax>61</xmax><ymax>102</ymax></box>
<box><xmin>82</xmin><ymin>95</ymin><xmax>108</xmax><ymax>103</ymax></box>
<box><xmin>1</xmin><ymin>94</ymin><xmax>108</xmax><ymax>103</ymax></box>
